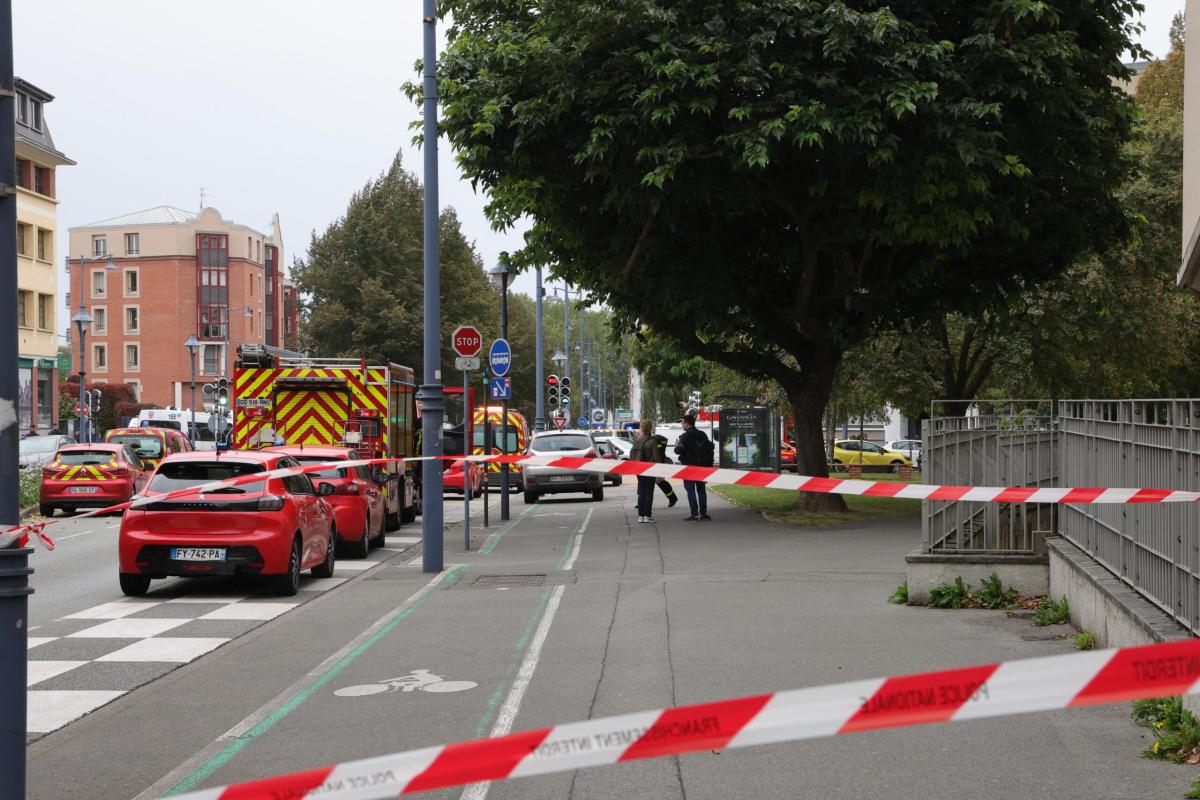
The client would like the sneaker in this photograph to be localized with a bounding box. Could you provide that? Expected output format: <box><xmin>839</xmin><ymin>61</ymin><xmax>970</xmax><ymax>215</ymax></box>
<box><xmin>699</xmin><ymin>514</ymin><xmax>711</xmax><ymax>520</ymax></box>
<box><xmin>684</xmin><ymin>515</ymin><xmax>699</xmax><ymax>521</ymax></box>
<box><xmin>645</xmin><ymin>516</ymin><xmax>654</xmax><ymax>523</ymax></box>
<box><xmin>637</xmin><ymin>516</ymin><xmax>646</xmax><ymax>523</ymax></box>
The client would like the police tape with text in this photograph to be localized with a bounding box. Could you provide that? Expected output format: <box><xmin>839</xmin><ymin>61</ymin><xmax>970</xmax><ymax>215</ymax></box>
<box><xmin>166</xmin><ymin>638</ymin><xmax>1200</xmax><ymax>800</ymax></box>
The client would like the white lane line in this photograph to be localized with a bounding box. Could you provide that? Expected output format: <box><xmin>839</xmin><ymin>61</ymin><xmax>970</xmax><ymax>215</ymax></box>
<box><xmin>64</xmin><ymin>601</ymin><xmax>161</xmax><ymax>620</ymax></box>
<box><xmin>133</xmin><ymin>567</ymin><xmax>458</xmax><ymax>800</ymax></box>
<box><xmin>561</xmin><ymin>507</ymin><xmax>593</xmax><ymax>572</ymax></box>
<box><xmin>460</xmin><ymin>582</ymin><xmax>569</xmax><ymax>800</ymax></box>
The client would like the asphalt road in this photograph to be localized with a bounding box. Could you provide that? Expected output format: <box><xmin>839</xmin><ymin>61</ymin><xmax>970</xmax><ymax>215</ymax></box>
<box><xmin>24</xmin><ymin>487</ymin><xmax>1190</xmax><ymax>799</ymax></box>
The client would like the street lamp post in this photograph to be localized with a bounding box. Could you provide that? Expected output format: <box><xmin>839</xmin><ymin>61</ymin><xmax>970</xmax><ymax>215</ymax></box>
<box><xmin>184</xmin><ymin>334</ymin><xmax>200</xmax><ymax>442</ymax></box>
<box><xmin>489</xmin><ymin>255</ymin><xmax>511</xmax><ymax>521</ymax></box>
<box><xmin>534</xmin><ymin>266</ymin><xmax>545</xmax><ymax>433</ymax></box>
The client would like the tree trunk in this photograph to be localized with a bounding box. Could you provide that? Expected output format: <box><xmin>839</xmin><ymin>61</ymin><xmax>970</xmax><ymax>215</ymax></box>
<box><xmin>780</xmin><ymin>346</ymin><xmax>848</xmax><ymax>514</ymax></box>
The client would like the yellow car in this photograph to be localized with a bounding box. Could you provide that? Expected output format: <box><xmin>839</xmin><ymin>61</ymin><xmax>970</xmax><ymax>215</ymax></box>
<box><xmin>831</xmin><ymin>439</ymin><xmax>912</xmax><ymax>466</ymax></box>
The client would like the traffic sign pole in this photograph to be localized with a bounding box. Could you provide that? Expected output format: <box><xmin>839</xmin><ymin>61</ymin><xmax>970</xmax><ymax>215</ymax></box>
<box><xmin>463</xmin><ymin>365</ymin><xmax>471</xmax><ymax>551</ymax></box>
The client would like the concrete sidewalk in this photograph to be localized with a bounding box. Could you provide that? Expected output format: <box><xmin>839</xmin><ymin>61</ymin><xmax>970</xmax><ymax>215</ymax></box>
<box><xmin>28</xmin><ymin>486</ymin><xmax>1187</xmax><ymax>799</ymax></box>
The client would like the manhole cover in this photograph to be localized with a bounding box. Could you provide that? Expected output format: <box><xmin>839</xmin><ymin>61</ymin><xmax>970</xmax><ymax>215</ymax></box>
<box><xmin>473</xmin><ymin>574</ymin><xmax>546</xmax><ymax>588</ymax></box>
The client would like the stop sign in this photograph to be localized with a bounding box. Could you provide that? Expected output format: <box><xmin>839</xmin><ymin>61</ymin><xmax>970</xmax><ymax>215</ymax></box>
<box><xmin>451</xmin><ymin>325</ymin><xmax>483</xmax><ymax>358</ymax></box>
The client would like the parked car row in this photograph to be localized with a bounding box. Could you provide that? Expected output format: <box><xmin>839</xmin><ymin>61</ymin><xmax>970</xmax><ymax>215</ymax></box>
<box><xmin>32</xmin><ymin>432</ymin><xmax>398</xmax><ymax>599</ymax></box>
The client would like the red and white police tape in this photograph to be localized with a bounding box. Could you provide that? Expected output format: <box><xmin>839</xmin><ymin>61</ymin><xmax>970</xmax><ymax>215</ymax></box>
<box><xmin>9</xmin><ymin>452</ymin><xmax>1200</xmax><ymax>550</ymax></box>
<box><xmin>168</xmin><ymin>638</ymin><xmax>1200</xmax><ymax>799</ymax></box>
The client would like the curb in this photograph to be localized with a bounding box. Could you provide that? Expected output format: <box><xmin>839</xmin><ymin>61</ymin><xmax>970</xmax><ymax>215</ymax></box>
<box><xmin>20</xmin><ymin>504</ymin><xmax>38</xmax><ymax>519</ymax></box>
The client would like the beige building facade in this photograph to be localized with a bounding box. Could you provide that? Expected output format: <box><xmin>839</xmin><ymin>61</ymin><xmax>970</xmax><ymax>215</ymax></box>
<box><xmin>16</xmin><ymin>78</ymin><xmax>74</xmax><ymax>432</ymax></box>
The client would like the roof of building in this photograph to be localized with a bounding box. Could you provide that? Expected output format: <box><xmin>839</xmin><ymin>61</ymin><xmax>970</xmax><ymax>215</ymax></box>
<box><xmin>82</xmin><ymin>205</ymin><xmax>199</xmax><ymax>228</ymax></box>
<box><xmin>15</xmin><ymin>77</ymin><xmax>74</xmax><ymax>166</ymax></box>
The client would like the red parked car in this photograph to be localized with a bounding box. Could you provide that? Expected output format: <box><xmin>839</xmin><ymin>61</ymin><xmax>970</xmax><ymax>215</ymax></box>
<box><xmin>118</xmin><ymin>450</ymin><xmax>337</xmax><ymax>597</ymax></box>
<box><xmin>40</xmin><ymin>443</ymin><xmax>150</xmax><ymax>517</ymax></box>
<box><xmin>442</xmin><ymin>459</ymin><xmax>483</xmax><ymax>498</ymax></box>
<box><xmin>781</xmin><ymin>442</ymin><xmax>797</xmax><ymax>472</ymax></box>
<box><xmin>263</xmin><ymin>446</ymin><xmax>388</xmax><ymax>558</ymax></box>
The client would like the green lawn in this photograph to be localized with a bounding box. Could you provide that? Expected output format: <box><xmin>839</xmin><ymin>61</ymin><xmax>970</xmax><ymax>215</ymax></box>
<box><xmin>712</xmin><ymin>481</ymin><xmax>922</xmax><ymax>527</ymax></box>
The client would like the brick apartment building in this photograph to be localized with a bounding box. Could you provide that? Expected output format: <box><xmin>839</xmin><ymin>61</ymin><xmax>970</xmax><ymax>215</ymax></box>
<box><xmin>16</xmin><ymin>78</ymin><xmax>73</xmax><ymax>433</ymax></box>
<box><xmin>67</xmin><ymin>206</ymin><xmax>295</xmax><ymax>408</ymax></box>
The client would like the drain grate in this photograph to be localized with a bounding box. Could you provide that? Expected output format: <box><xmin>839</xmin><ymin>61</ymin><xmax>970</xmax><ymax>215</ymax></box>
<box><xmin>473</xmin><ymin>574</ymin><xmax>546</xmax><ymax>588</ymax></box>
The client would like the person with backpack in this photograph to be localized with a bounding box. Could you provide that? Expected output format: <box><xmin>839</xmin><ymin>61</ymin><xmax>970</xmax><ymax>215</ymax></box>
<box><xmin>674</xmin><ymin>414</ymin><xmax>713</xmax><ymax>520</ymax></box>
<box><xmin>631</xmin><ymin>420</ymin><xmax>660</xmax><ymax>522</ymax></box>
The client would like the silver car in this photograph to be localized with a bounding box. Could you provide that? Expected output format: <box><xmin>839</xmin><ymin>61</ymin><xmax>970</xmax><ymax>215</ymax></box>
<box><xmin>523</xmin><ymin>430</ymin><xmax>604</xmax><ymax>503</ymax></box>
<box><xmin>19</xmin><ymin>435</ymin><xmax>74</xmax><ymax>470</ymax></box>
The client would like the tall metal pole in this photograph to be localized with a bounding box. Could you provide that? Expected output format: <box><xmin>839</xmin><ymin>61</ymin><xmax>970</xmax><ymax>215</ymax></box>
<box><xmin>534</xmin><ymin>266</ymin><xmax>545</xmax><ymax>433</ymax></box>
<box><xmin>564</xmin><ymin>284</ymin><xmax>571</xmax><ymax>419</ymax></box>
<box><xmin>77</xmin><ymin>324</ymin><xmax>87</xmax><ymax>443</ymax></box>
<box><xmin>499</xmin><ymin>269</ymin><xmax>510</xmax><ymax>521</ymax></box>
<box><xmin>189</xmin><ymin>351</ymin><xmax>197</xmax><ymax>441</ymax></box>
<box><xmin>419</xmin><ymin>0</ymin><xmax>444</xmax><ymax>572</ymax></box>
<box><xmin>0</xmin><ymin>5</ymin><xmax>31</xmax><ymax>796</ymax></box>
<box><xmin>463</xmin><ymin>369</ymin><xmax>470</xmax><ymax>550</ymax></box>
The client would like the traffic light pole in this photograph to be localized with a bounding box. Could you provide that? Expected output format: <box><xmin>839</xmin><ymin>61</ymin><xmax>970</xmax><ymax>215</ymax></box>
<box><xmin>499</xmin><ymin>269</ymin><xmax>510</xmax><ymax>522</ymax></box>
<box><xmin>534</xmin><ymin>265</ymin><xmax>545</xmax><ymax>433</ymax></box>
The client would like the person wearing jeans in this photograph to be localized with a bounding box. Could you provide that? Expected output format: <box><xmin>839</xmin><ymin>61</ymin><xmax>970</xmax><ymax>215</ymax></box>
<box><xmin>675</xmin><ymin>414</ymin><xmax>711</xmax><ymax>520</ymax></box>
<box><xmin>631</xmin><ymin>420</ymin><xmax>659</xmax><ymax>522</ymax></box>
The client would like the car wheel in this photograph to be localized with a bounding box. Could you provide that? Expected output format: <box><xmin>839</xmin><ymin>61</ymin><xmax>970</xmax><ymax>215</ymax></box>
<box><xmin>369</xmin><ymin>509</ymin><xmax>386</xmax><ymax>548</ymax></box>
<box><xmin>612</xmin><ymin>475</ymin><xmax>623</xmax><ymax>486</ymax></box>
<box><xmin>592</xmin><ymin>486</ymin><xmax>604</xmax><ymax>502</ymax></box>
<box><xmin>119</xmin><ymin>572</ymin><xmax>151</xmax><ymax>597</ymax></box>
<box><xmin>891</xmin><ymin>460</ymin><xmax>904</xmax><ymax>465</ymax></box>
<box><xmin>273</xmin><ymin>538</ymin><xmax>302</xmax><ymax>596</ymax></box>
<box><xmin>349</xmin><ymin>518</ymin><xmax>370</xmax><ymax>559</ymax></box>
<box><xmin>39</xmin><ymin>504</ymin><xmax>53</xmax><ymax>517</ymax></box>
<box><xmin>312</xmin><ymin>528</ymin><xmax>337</xmax><ymax>578</ymax></box>
<box><xmin>523</xmin><ymin>490</ymin><xmax>538</xmax><ymax>504</ymax></box>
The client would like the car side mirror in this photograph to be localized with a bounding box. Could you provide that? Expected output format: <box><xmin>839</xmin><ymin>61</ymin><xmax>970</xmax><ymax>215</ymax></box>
<box><xmin>374</xmin><ymin>470</ymin><xmax>389</xmax><ymax>485</ymax></box>
<box><xmin>317</xmin><ymin>481</ymin><xmax>336</xmax><ymax>497</ymax></box>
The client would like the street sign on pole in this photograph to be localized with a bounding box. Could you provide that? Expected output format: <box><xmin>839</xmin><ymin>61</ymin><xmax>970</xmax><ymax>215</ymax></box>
<box><xmin>591</xmin><ymin>408</ymin><xmax>605</xmax><ymax>425</ymax></box>
<box><xmin>488</xmin><ymin>338</ymin><xmax>512</xmax><ymax>377</ymax></box>
<box><xmin>454</xmin><ymin>356</ymin><xmax>480</xmax><ymax>372</ymax></box>
<box><xmin>489</xmin><ymin>377</ymin><xmax>512</xmax><ymax>400</ymax></box>
<box><xmin>577</xmin><ymin>416</ymin><xmax>588</xmax><ymax>428</ymax></box>
<box><xmin>451</xmin><ymin>325</ymin><xmax>483</xmax><ymax>358</ymax></box>
<box><xmin>554</xmin><ymin>415</ymin><xmax>568</xmax><ymax>431</ymax></box>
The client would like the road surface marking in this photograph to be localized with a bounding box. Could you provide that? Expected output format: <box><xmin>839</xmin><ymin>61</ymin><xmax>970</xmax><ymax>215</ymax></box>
<box><xmin>68</xmin><ymin>618</ymin><xmax>191</xmax><ymax>638</ymax></box>
<box><xmin>26</xmin><ymin>690</ymin><xmax>125</xmax><ymax>734</ymax></box>
<box><xmin>141</xmin><ymin>564</ymin><xmax>467</xmax><ymax>799</ymax></box>
<box><xmin>63</xmin><ymin>601</ymin><xmax>161</xmax><ymax>620</ymax></box>
<box><xmin>27</xmin><ymin>660</ymin><xmax>88</xmax><ymax>686</ymax></box>
<box><xmin>198</xmin><ymin>603</ymin><xmax>296</xmax><ymax>621</ymax></box>
<box><xmin>335</xmin><ymin>669</ymin><xmax>478</xmax><ymax>697</ymax></box>
<box><xmin>27</xmin><ymin>637</ymin><xmax>57</xmax><ymax>649</ymax></box>
<box><xmin>97</xmin><ymin>637</ymin><xmax>229</xmax><ymax>664</ymax></box>
<box><xmin>479</xmin><ymin>502</ymin><xmax>540</xmax><ymax>555</ymax></box>
<box><xmin>561</xmin><ymin>507</ymin><xmax>593</xmax><ymax>572</ymax></box>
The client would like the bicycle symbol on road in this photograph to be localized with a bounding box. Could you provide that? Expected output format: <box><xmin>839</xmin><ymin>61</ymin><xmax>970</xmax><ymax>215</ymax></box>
<box><xmin>334</xmin><ymin>669</ymin><xmax>478</xmax><ymax>697</ymax></box>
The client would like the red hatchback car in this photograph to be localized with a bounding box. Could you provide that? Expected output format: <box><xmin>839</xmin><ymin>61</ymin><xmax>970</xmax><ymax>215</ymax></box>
<box><xmin>263</xmin><ymin>446</ymin><xmax>388</xmax><ymax>559</ymax></box>
<box><xmin>118</xmin><ymin>450</ymin><xmax>337</xmax><ymax>597</ymax></box>
<box><xmin>442</xmin><ymin>459</ymin><xmax>483</xmax><ymax>498</ymax></box>
<box><xmin>40</xmin><ymin>443</ymin><xmax>150</xmax><ymax>516</ymax></box>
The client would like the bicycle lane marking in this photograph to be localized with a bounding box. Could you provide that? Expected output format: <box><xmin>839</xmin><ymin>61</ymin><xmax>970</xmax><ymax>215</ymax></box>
<box><xmin>460</xmin><ymin>506</ymin><xmax>594</xmax><ymax>800</ymax></box>
<box><xmin>134</xmin><ymin>565</ymin><xmax>468</xmax><ymax>799</ymax></box>
<box><xmin>479</xmin><ymin>502</ymin><xmax>542</xmax><ymax>555</ymax></box>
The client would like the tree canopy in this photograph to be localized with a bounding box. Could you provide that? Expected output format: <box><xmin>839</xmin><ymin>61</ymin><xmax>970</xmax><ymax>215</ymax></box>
<box><xmin>432</xmin><ymin>0</ymin><xmax>1144</xmax><ymax>503</ymax></box>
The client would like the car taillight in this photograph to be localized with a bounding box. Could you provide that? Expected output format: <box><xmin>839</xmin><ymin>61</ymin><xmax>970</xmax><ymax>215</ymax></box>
<box><xmin>110</xmin><ymin>468</ymin><xmax>131</xmax><ymax>478</ymax></box>
<box><xmin>257</xmin><ymin>495</ymin><xmax>285</xmax><ymax>511</ymax></box>
<box><xmin>41</xmin><ymin>467</ymin><xmax>63</xmax><ymax>478</ymax></box>
<box><xmin>339</xmin><ymin>483</ymin><xmax>360</xmax><ymax>495</ymax></box>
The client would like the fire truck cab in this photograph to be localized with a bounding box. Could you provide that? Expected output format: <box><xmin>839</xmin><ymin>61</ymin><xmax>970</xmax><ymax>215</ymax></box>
<box><xmin>232</xmin><ymin>344</ymin><xmax>421</xmax><ymax>527</ymax></box>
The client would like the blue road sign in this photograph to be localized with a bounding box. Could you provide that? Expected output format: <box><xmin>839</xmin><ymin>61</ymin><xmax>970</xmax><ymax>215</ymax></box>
<box><xmin>577</xmin><ymin>416</ymin><xmax>588</xmax><ymax>428</ymax></box>
<box><xmin>489</xmin><ymin>377</ymin><xmax>512</xmax><ymax>400</ymax></box>
<box><xmin>488</xmin><ymin>338</ymin><xmax>512</xmax><ymax>377</ymax></box>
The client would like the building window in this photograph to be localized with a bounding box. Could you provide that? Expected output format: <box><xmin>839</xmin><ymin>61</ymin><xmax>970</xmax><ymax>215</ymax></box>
<box><xmin>15</xmin><ymin>92</ymin><xmax>25</xmax><ymax>123</ymax></box>
<box><xmin>15</xmin><ymin>158</ymin><xmax>28</xmax><ymax>190</ymax></box>
<box><xmin>249</xmin><ymin>273</ymin><xmax>254</xmax><ymax>297</ymax></box>
<box><xmin>125</xmin><ymin>381</ymin><xmax>140</xmax><ymax>402</ymax></box>
<box><xmin>37</xmin><ymin>229</ymin><xmax>49</xmax><ymax>261</ymax></box>
<box><xmin>92</xmin><ymin>236</ymin><xmax>107</xmax><ymax>256</ymax></box>
<box><xmin>124</xmin><ymin>268</ymin><xmax>139</xmax><ymax>296</ymax></box>
<box><xmin>125</xmin><ymin>232</ymin><xmax>139</xmax><ymax>255</ymax></box>
<box><xmin>92</xmin><ymin>270</ymin><xmax>106</xmax><ymax>298</ymax></box>
<box><xmin>37</xmin><ymin>371</ymin><xmax>52</xmax><ymax>430</ymax></box>
<box><xmin>125</xmin><ymin>343</ymin><xmax>140</xmax><ymax>371</ymax></box>
<box><xmin>124</xmin><ymin>306</ymin><xmax>139</xmax><ymax>334</ymax></box>
<box><xmin>29</xmin><ymin>99</ymin><xmax>42</xmax><ymax>131</ymax></box>
<box><xmin>92</xmin><ymin>306</ymin><xmax>107</xmax><ymax>334</ymax></box>
<box><xmin>16</xmin><ymin>290</ymin><xmax>29</xmax><ymax>327</ymax></box>
<box><xmin>33</xmin><ymin>167</ymin><xmax>43</xmax><ymax>195</ymax></box>
<box><xmin>256</xmin><ymin>240</ymin><xmax>261</xmax><ymax>262</ymax></box>
<box><xmin>249</xmin><ymin>311</ymin><xmax>254</xmax><ymax>334</ymax></box>
<box><xmin>197</xmin><ymin>233</ymin><xmax>229</xmax><ymax>339</ymax></box>
<box><xmin>93</xmin><ymin>344</ymin><xmax>107</xmax><ymax>371</ymax></box>
<box><xmin>37</xmin><ymin>293</ymin><xmax>51</xmax><ymax>330</ymax></box>
<box><xmin>202</xmin><ymin>344</ymin><xmax>219</xmax><ymax>375</ymax></box>
<box><xmin>16</xmin><ymin>223</ymin><xmax>25</xmax><ymax>256</ymax></box>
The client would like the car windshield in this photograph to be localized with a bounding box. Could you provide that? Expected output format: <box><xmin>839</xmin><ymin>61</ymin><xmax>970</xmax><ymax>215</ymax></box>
<box><xmin>532</xmin><ymin>434</ymin><xmax>592</xmax><ymax>452</ymax></box>
<box><xmin>108</xmin><ymin>435</ymin><xmax>164</xmax><ymax>459</ymax></box>
<box><xmin>148</xmin><ymin>461</ymin><xmax>266</xmax><ymax>494</ymax></box>
<box><xmin>20</xmin><ymin>437</ymin><xmax>60</xmax><ymax>454</ymax></box>
<box><xmin>56</xmin><ymin>450</ymin><xmax>115</xmax><ymax>465</ymax></box>
<box><xmin>292</xmin><ymin>456</ymin><xmax>348</xmax><ymax>480</ymax></box>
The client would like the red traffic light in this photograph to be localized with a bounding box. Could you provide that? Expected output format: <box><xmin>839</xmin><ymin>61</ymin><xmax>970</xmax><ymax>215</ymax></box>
<box><xmin>547</xmin><ymin>374</ymin><xmax>559</xmax><ymax>386</ymax></box>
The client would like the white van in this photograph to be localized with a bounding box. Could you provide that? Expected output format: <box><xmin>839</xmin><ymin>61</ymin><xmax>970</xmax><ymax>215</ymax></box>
<box><xmin>130</xmin><ymin>409</ymin><xmax>230</xmax><ymax>451</ymax></box>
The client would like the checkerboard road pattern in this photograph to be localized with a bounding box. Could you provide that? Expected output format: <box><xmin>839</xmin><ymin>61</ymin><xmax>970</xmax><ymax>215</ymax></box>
<box><xmin>25</xmin><ymin>537</ymin><xmax>422</xmax><ymax>740</ymax></box>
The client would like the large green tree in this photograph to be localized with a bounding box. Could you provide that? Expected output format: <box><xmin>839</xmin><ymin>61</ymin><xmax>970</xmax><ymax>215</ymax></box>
<box><xmin>431</xmin><ymin>0</ymin><xmax>1143</xmax><ymax>508</ymax></box>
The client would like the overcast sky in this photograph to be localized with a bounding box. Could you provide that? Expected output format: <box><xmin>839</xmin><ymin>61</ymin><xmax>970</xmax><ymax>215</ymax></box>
<box><xmin>18</xmin><ymin>0</ymin><xmax>1184</xmax><ymax>315</ymax></box>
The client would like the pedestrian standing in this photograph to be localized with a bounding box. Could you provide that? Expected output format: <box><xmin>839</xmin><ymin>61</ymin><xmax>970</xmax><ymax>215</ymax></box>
<box><xmin>631</xmin><ymin>420</ymin><xmax>659</xmax><ymax>523</ymax></box>
<box><xmin>653</xmin><ymin>432</ymin><xmax>679</xmax><ymax>508</ymax></box>
<box><xmin>675</xmin><ymin>414</ymin><xmax>713</xmax><ymax>520</ymax></box>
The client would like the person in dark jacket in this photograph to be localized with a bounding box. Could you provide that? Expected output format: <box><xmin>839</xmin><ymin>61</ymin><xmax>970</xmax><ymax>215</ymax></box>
<box><xmin>653</xmin><ymin>433</ymin><xmax>679</xmax><ymax>507</ymax></box>
<box><xmin>674</xmin><ymin>414</ymin><xmax>711</xmax><ymax>520</ymax></box>
<box><xmin>631</xmin><ymin>420</ymin><xmax>659</xmax><ymax>522</ymax></box>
